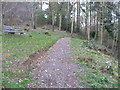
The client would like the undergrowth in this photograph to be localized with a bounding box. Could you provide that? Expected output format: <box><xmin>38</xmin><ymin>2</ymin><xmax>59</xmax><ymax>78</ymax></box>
<box><xmin>71</xmin><ymin>38</ymin><xmax>118</xmax><ymax>88</ymax></box>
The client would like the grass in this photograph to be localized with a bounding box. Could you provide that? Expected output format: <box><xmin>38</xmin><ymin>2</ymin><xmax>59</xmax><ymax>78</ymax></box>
<box><xmin>3</xmin><ymin>32</ymin><xmax>60</xmax><ymax>60</ymax></box>
<box><xmin>2</xmin><ymin>26</ymin><xmax>69</xmax><ymax>88</ymax></box>
<box><xmin>71</xmin><ymin>38</ymin><xmax>118</xmax><ymax>88</ymax></box>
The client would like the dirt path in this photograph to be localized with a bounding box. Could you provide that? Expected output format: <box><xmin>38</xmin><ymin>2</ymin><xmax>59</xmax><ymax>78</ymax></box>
<box><xmin>29</xmin><ymin>37</ymin><xmax>83</xmax><ymax>88</ymax></box>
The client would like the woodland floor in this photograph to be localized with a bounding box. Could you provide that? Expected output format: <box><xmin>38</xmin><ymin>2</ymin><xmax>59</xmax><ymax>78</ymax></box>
<box><xmin>29</xmin><ymin>37</ymin><xmax>84</xmax><ymax>88</ymax></box>
<box><xmin>2</xmin><ymin>26</ymin><xmax>118</xmax><ymax>88</ymax></box>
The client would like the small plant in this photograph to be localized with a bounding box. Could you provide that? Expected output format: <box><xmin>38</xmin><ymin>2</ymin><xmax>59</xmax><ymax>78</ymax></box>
<box><xmin>106</xmin><ymin>65</ymin><xmax>114</xmax><ymax>75</ymax></box>
<box><xmin>105</xmin><ymin>62</ymin><xmax>114</xmax><ymax>75</ymax></box>
<box><xmin>44</xmin><ymin>32</ymin><xmax>51</xmax><ymax>36</ymax></box>
<box><xmin>87</xmin><ymin>40</ymin><xmax>97</xmax><ymax>50</ymax></box>
<box><xmin>71</xmin><ymin>38</ymin><xmax>118</xmax><ymax>88</ymax></box>
<box><xmin>97</xmin><ymin>77</ymin><xmax>109</xmax><ymax>84</ymax></box>
<box><xmin>90</xmin><ymin>30</ymin><xmax>96</xmax><ymax>39</ymax></box>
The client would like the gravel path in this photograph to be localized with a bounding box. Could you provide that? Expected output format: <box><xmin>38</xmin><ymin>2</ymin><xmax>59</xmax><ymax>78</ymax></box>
<box><xmin>29</xmin><ymin>37</ymin><xmax>83</xmax><ymax>88</ymax></box>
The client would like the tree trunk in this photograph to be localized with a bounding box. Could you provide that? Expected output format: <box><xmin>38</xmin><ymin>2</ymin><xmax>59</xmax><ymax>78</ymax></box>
<box><xmin>77</xmin><ymin>1</ymin><xmax>80</xmax><ymax>33</ymax></box>
<box><xmin>59</xmin><ymin>14</ymin><xmax>62</xmax><ymax>31</ymax></box>
<box><xmin>100</xmin><ymin>2</ymin><xmax>103</xmax><ymax>45</ymax></box>
<box><xmin>96</xmin><ymin>11</ymin><xmax>99</xmax><ymax>40</ymax></box>
<box><xmin>88</xmin><ymin>2</ymin><xmax>92</xmax><ymax>41</ymax></box>
<box><xmin>112</xmin><ymin>4</ymin><xmax>117</xmax><ymax>52</ymax></box>
<box><xmin>93</xmin><ymin>11</ymin><xmax>96</xmax><ymax>40</ymax></box>
<box><xmin>94</xmin><ymin>11</ymin><xmax>95</xmax><ymax>31</ymax></box>
<box><xmin>115</xmin><ymin>2</ymin><xmax>120</xmax><ymax>58</ymax></box>
<box><xmin>32</xmin><ymin>2</ymin><xmax>36</xmax><ymax>29</ymax></box>
<box><xmin>85</xmin><ymin>2</ymin><xmax>88</xmax><ymax>37</ymax></box>
<box><xmin>71</xmin><ymin>3</ymin><xmax>75</xmax><ymax>35</ymax></box>
<box><xmin>67</xmin><ymin>2</ymin><xmax>70</xmax><ymax>31</ymax></box>
<box><xmin>52</xmin><ymin>11</ymin><xmax>54</xmax><ymax>32</ymax></box>
<box><xmin>0</xmin><ymin>2</ymin><xmax>2</xmax><ymax>33</ymax></box>
<box><xmin>100</xmin><ymin>22</ymin><xmax>103</xmax><ymax>45</ymax></box>
<box><xmin>112</xmin><ymin>18</ymin><xmax>116</xmax><ymax>51</ymax></box>
<box><xmin>0</xmin><ymin>2</ymin><xmax>2</xmax><ymax>85</ymax></box>
<box><xmin>71</xmin><ymin>15</ymin><xmax>74</xmax><ymax>35</ymax></box>
<box><xmin>41</xmin><ymin>0</ymin><xmax>42</xmax><ymax>10</ymax></box>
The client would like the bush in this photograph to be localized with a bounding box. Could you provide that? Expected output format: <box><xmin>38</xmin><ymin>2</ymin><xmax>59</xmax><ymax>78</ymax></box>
<box><xmin>37</xmin><ymin>11</ymin><xmax>47</xmax><ymax>25</ymax></box>
<box><xmin>90</xmin><ymin>30</ymin><xmax>96</xmax><ymax>39</ymax></box>
<box><xmin>44</xmin><ymin>32</ymin><xmax>51</xmax><ymax>36</ymax></box>
<box><xmin>87</xmin><ymin>40</ymin><xmax>96</xmax><ymax>50</ymax></box>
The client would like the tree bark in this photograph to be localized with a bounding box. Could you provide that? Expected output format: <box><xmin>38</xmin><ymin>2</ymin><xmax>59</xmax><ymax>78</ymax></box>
<box><xmin>88</xmin><ymin>2</ymin><xmax>92</xmax><ymax>41</ymax></box>
<box><xmin>52</xmin><ymin>11</ymin><xmax>55</xmax><ymax>32</ymax></box>
<box><xmin>94</xmin><ymin>11</ymin><xmax>95</xmax><ymax>31</ymax></box>
<box><xmin>85</xmin><ymin>2</ymin><xmax>88</xmax><ymax>36</ymax></box>
<box><xmin>59</xmin><ymin>14</ymin><xmax>62</xmax><ymax>31</ymax></box>
<box><xmin>32</xmin><ymin>2</ymin><xmax>36</xmax><ymax>29</ymax></box>
<box><xmin>100</xmin><ymin>2</ymin><xmax>103</xmax><ymax>45</ymax></box>
<box><xmin>71</xmin><ymin>15</ymin><xmax>74</xmax><ymax>35</ymax></box>
<box><xmin>115</xmin><ymin>2</ymin><xmax>120</xmax><ymax>58</ymax></box>
<box><xmin>71</xmin><ymin>3</ymin><xmax>75</xmax><ymax>35</ymax></box>
<box><xmin>0</xmin><ymin>2</ymin><xmax>2</xmax><ymax>86</ymax></box>
<box><xmin>112</xmin><ymin>16</ymin><xmax>116</xmax><ymax>51</ymax></box>
<box><xmin>0</xmin><ymin>2</ymin><xmax>2</xmax><ymax>33</ymax></box>
<box><xmin>96</xmin><ymin>11</ymin><xmax>99</xmax><ymax>40</ymax></box>
<box><xmin>67</xmin><ymin>2</ymin><xmax>70</xmax><ymax>31</ymax></box>
<box><xmin>77</xmin><ymin>1</ymin><xmax>80</xmax><ymax>33</ymax></box>
<box><xmin>41</xmin><ymin>0</ymin><xmax>42</xmax><ymax>10</ymax></box>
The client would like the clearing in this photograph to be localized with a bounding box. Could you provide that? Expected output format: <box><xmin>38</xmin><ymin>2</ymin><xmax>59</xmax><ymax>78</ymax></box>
<box><xmin>2</xmin><ymin>26</ymin><xmax>118</xmax><ymax>88</ymax></box>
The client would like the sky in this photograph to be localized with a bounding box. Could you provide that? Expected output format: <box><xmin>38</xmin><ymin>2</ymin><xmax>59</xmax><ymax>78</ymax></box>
<box><xmin>42</xmin><ymin>2</ymin><xmax>49</xmax><ymax>11</ymax></box>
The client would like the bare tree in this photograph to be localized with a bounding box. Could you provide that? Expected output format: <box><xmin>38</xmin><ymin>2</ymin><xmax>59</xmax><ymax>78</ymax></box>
<box><xmin>100</xmin><ymin>2</ymin><xmax>104</xmax><ymax>45</ymax></box>
<box><xmin>32</xmin><ymin>2</ymin><xmax>36</xmax><ymax>29</ymax></box>
<box><xmin>59</xmin><ymin>3</ymin><xmax>63</xmax><ymax>31</ymax></box>
<box><xmin>59</xmin><ymin>14</ymin><xmax>62</xmax><ymax>31</ymax></box>
<box><xmin>41</xmin><ymin>0</ymin><xmax>42</xmax><ymax>10</ymax></box>
<box><xmin>77</xmin><ymin>0</ymin><xmax>80</xmax><ymax>32</ymax></box>
<box><xmin>52</xmin><ymin>10</ymin><xmax>55</xmax><ymax>32</ymax></box>
<box><xmin>71</xmin><ymin>2</ymin><xmax>75</xmax><ymax>35</ymax></box>
<box><xmin>0</xmin><ymin>2</ymin><xmax>2</xmax><ymax>33</ymax></box>
<box><xmin>85</xmin><ymin>1</ymin><xmax>88</xmax><ymax>39</ymax></box>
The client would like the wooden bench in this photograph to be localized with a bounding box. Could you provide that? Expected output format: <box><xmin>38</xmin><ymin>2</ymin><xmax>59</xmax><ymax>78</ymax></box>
<box><xmin>4</xmin><ymin>29</ymin><xmax>24</xmax><ymax>35</ymax></box>
<box><xmin>3</xmin><ymin>26</ymin><xmax>25</xmax><ymax>34</ymax></box>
